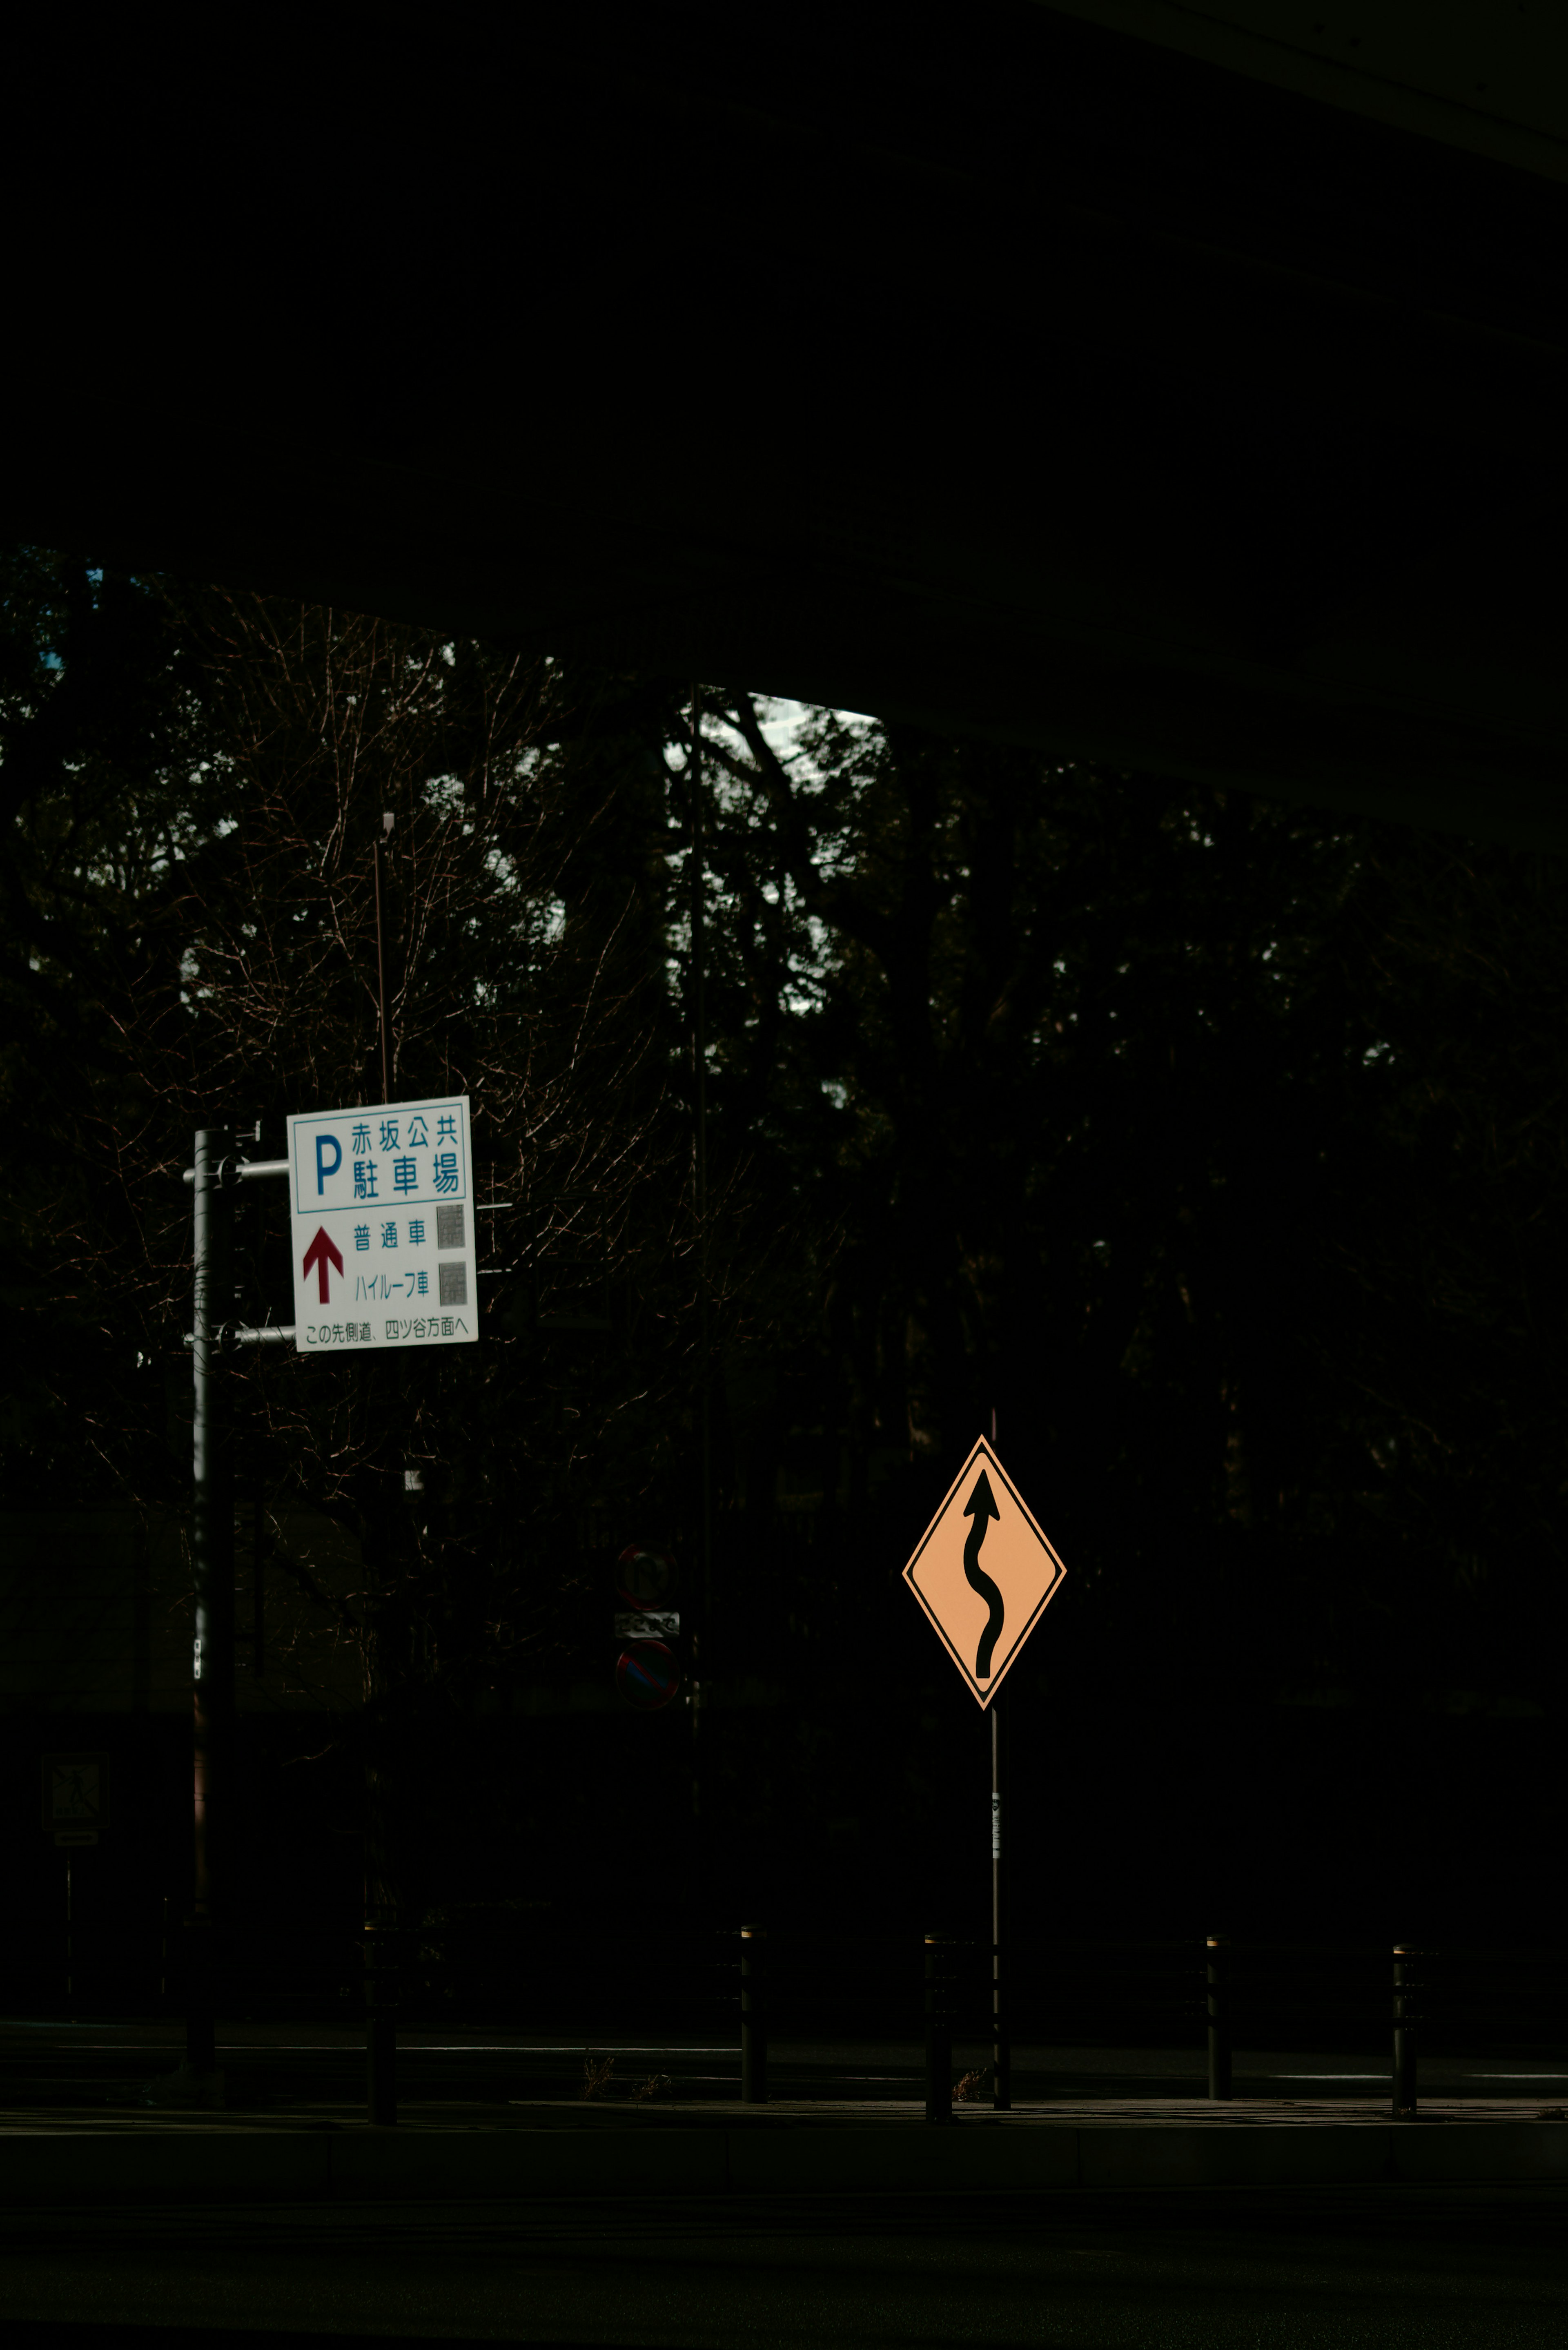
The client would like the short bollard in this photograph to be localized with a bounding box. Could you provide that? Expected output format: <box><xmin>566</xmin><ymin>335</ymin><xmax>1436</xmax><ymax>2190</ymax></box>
<box><xmin>365</xmin><ymin>1913</ymin><xmax>397</xmax><ymax>2127</ymax></box>
<box><xmin>1206</xmin><ymin>1934</ymin><xmax>1232</xmax><ymax>2101</ymax></box>
<box><xmin>1393</xmin><ymin>1944</ymin><xmax>1418</xmax><ymax>2116</ymax></box>
<box><xmin>924</xmin><ymin>1935</ymin><xmax>953</xmax><ymax>2126</ymax></box>
<box><xmin>741</xmin><ymin>1925</ymin><xmax>768</xmax><ymax>2104</ymax></box>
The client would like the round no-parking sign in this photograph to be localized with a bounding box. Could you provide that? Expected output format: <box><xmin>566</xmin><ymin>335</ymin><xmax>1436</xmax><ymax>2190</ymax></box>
<box><xmin>615</xmin><ymin>1641</ymin><xmax>682</xmax><ymax>1712</ymax></box>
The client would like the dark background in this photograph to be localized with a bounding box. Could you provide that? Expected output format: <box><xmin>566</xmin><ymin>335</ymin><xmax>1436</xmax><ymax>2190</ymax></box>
<box><xmin>2</xmin><ymin>566</ymin><xmax>1565</xmax><ymax>2060</ymax></box>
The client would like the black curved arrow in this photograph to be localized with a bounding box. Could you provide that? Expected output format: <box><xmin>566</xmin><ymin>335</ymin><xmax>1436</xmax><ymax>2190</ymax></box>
<box><xmin>962</xmin><ymin>1467</ymin><xmax>1004</xmax><ymax>1681</ymax></box>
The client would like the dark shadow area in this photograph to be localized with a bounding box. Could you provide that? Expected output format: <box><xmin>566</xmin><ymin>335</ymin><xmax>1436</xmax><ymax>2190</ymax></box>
<box><xmin>0</xmin><ymin>2185</ymin><xmax>1565</xmax><ymax>2346</ymax></box>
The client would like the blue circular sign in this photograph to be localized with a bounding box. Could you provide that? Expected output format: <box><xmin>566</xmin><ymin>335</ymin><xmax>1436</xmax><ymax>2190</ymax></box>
<box><xmin>615</xmin><ymin>1641</ymin><xmax>682</xmax><ymax>1712</ymax></box>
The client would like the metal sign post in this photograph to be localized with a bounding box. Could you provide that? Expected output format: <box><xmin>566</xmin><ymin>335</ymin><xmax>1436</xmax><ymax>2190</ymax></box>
<box><xmin>188</xmin><ymin>1125</ymin><xmax>234</xmax><ymax>2083</ymax></box>
<box><xmin>991</xmin><ymin>1699</ymin><xmax>1007</xmax><ymax>2109</ymax></box>
<box><xmin>902</xmin><ymin>1435</ymin><xmax>1067</xmax><ymax>2113</ymax></box>
<box><xmin>179</xmin><ymin>1094</ymin><xmax>481</xmax><ymax>2111</ymax></box>
<box><xmin>989</xmin><ymin>1409</ymin><xmax>1007</xmax><ymax>2111</ymax></box>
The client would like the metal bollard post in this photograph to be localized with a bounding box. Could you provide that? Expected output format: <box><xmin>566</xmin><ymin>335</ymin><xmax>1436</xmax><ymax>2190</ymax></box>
<box><xmin>924</xmin><ymin>1934</ymin><xmax>953</xmax><ymax>2126</ymax></box>
<box><xmin>741</xmin><ymin>1925</ymin><xmax>768</xmax><ymax>2104</ymax></box>
<box><xmin>1392</xmin><ymin>1944</ymin><xmax>1418</xmax><ymax>2116</ymax></box>
<box><xmin>1206</xmin><ymin>1934</ymin><xmax>1232</xmax><ymax>2100</ymax></box>
<box><xmin>366</xmin><ymin>1912</ymin><xmax>397</xmax><ymax>2127</ymax></box>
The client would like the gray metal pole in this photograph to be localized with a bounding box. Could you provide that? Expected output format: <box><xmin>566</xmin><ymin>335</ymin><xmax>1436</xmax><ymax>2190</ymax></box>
<box><xmin>374</xmin><ymin>820</ymin><xmax>392</xmax><ymax>1105</ymax></box>
<box><xmin>690</xmin><ymin>693</ymin><xmax>710</xmax><ymax>1634</ymax></box>
<box><xmin>991</xmin><ymin>1701</ymin><xmax>1009</xmax><ymax>2107</ymax></box>
<box><xmin>987</xmin><ymin>1404</ymin><xmax>1008</xmax><ymax>2110</ymax></box>
<box><xmin>189</xmin><ymin>1126</ymin><xmax>234</xmax><ymax>2079</ymax></box>
<box><xmin>689</xmin><ymin>693</ymin><xmax>710</xmax><ymax>1848</ymax></box>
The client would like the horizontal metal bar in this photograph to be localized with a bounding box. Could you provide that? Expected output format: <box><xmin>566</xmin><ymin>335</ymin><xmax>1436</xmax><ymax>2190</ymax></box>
<box><xmin>183</xmin><ymin>1157</ymin><xmax>290</xmax><ymax>1185</ymax></box>
<box><xmin>183</xmin><ymin>1325</ymin><xmax>297</xmax><ymax>1348</ymax></box>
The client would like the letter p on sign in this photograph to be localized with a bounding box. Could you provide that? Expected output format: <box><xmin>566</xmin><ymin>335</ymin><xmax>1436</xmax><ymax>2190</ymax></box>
<box><xmin>316</xmin><ymin>1134</ymin><xmax>342</xmax><ymax>1193</ymax></box>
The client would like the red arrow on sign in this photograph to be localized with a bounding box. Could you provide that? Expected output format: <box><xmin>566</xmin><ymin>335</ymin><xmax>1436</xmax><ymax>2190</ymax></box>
<box><xmin>301</xmin><ymin>1226</ymin><xmax>344</xmax><ymax>1304</ymax></box>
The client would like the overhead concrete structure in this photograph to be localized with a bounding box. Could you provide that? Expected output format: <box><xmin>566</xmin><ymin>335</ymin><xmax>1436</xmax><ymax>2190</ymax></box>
<box><xmin>4</xmin><ymin>5</ymin><xmax>1565</xmax><ymax>838</ymax></box>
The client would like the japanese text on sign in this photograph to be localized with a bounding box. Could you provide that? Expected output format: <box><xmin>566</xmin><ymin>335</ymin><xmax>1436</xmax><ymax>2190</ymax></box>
<box><xmin>285</xmin><ymin>1096</ymin><xmax>480</xmax><ymax>1353</ymax></box>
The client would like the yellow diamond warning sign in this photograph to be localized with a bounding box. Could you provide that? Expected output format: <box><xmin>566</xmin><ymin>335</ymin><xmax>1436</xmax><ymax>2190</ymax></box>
<box><xmin>902</xmin><ymin>1437</ymin><xmax>1066</xmax><ymax>1709</ymax></box>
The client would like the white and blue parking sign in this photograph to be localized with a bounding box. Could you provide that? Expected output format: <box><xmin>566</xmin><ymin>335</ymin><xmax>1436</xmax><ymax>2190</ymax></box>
<box><xmin>285</xmin><ymin>1096</ymin><xmax>479</xmax><ymax>1353</ymax></box>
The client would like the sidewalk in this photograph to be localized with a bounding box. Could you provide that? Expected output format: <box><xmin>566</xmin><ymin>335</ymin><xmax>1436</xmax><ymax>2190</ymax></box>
<box><xmin>0</xmin><ymin>2091</ymin><xmax>1563</xmax><ymax>2200</ymax></box>
<box><xmin>2</xmin><ymin>2022</ymin><xmax>1566</xmax><ymax>2196</ymax></box>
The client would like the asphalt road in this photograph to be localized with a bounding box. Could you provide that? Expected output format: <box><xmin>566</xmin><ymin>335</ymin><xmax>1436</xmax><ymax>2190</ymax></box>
<box><xmin>0</xmin><ymin>2183</ymin><xmax>1564</xmax><ymax>2347</ymax></box>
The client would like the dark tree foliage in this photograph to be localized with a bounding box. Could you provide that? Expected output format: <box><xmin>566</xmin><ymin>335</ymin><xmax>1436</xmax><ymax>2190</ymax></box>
<box><xmin>695</xmin><ymin>698</ymin><xmax>1567</xmax><ymax>1721</ymax></box>
<box><xmin>0</xmin><ymin>554</ymin><xmax>699</xmax><ymax>1907</ymax></box>
<box><xmin>1317</xmin><ymin>837</ymin><xmax>1568</xmax><ymax>1697</ymax></box>
<box><xmin>0</xmin><ymin>551</ymin><xmax>214</xmax><ymax>1485</ymax></box>
<box><xmin>4</xmin><ymin>549</ymin><xmax>1562</xmax><ymax>1928</ymax></box>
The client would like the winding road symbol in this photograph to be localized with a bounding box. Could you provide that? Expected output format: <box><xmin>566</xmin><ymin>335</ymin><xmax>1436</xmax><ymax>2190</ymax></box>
<box><xmin>900</xmin><ymin>1435</ymin><xmax>1066</xmax><ymax>1709</ymax></box>
<box><xmin>962</xmin><ymin>1468</ymin><xmax>1004</xmax><ymax>1681</ymax></box>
